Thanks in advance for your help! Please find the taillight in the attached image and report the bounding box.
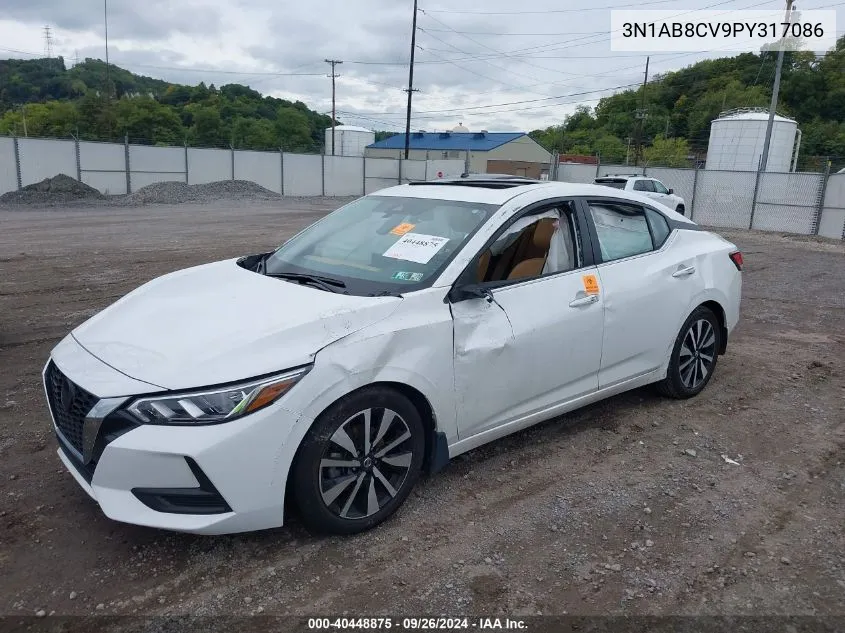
[729,251,743,271]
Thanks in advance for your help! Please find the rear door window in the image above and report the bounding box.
[645,208,671,247]
[587,201,655,262]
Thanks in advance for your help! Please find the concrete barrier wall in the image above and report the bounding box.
[187,148,231,185]
[79,141,126,195]
[324,156,363,196]
[17,138,76,187]
[284,154,322,196]
[425,159,464,180]
[10,134,837,238]
[0,137,18,194]
[1,137,466,200]
[130,145,186,190]
[235,150,281,194]
[401,160,426,183]
[818,174,845,240]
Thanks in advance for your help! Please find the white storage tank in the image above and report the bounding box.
[324,125,375,156]
[705,108,800,172]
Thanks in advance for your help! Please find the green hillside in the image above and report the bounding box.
[0,57,333,152]
[530,36,845,169]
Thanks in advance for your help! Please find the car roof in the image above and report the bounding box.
[595,174,646,181]
[373,180,696,225]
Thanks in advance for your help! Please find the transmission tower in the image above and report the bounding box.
[43,26,53,58]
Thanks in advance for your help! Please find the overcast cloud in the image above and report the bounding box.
[1,0,842,132]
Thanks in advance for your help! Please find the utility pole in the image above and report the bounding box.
[633,56,649,167]
[759,0,794,173]
[104,0,111,99]
[104,0,112,138]
[404,0,419,160]
[325,59,343,155]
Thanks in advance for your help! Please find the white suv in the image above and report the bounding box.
[595,175,686,216]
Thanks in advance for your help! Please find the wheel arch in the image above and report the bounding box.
[286,379,446,502]
[699,299,728,355]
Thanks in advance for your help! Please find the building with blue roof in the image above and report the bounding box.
[365,126,552,178]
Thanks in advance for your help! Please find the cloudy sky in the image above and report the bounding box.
[1,0,842,132]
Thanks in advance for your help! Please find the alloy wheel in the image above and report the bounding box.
[318,408,414,520]
[679,318,717,389]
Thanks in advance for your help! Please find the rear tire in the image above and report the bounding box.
[656,306,721,399]
[291,386,425,535]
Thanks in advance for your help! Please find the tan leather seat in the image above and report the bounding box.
[476,250,491,282]
[507,219,556,280]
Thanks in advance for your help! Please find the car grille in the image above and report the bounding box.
[45,361,98,455]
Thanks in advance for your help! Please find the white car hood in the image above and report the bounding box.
[72,259,401,391]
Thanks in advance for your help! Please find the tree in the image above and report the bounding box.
[644,135,691,167]
[188,106,228,147]
[276,106,313,151]
[232,117,278,150]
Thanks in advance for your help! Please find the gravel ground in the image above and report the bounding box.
[0,200,843,628]
[0,177,337,209]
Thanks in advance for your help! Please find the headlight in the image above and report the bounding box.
[126,367,310,425]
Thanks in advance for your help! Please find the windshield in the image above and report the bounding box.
[263,195,498,296]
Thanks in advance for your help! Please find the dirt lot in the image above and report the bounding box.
[1,199,843,625]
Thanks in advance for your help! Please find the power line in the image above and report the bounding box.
[419,10,602,80]
[421,0,682,14]
[336,81,641,120]
[418,28,549,88]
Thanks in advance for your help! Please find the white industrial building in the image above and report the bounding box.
[324,125,375,157]
[705,108,801,172]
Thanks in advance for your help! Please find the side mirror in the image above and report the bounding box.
[449,284,494,303]
[668,188,674,194]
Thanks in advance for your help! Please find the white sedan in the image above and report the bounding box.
[43,178,742,535]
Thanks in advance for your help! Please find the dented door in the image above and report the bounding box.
[450,270,604,440]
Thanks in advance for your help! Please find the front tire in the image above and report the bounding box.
[291,386,425,535]
[657,306,721,399]
[676,204,685,216]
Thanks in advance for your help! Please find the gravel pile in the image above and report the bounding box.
[0,174,104,205]
[119,179,278,205]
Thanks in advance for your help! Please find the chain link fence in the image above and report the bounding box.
[752,172,825,234]
[693,170,758,229]
[550,155,843,239]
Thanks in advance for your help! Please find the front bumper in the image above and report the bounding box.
[45,341,310,535]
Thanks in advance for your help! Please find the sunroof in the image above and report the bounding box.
[408,177,540,190]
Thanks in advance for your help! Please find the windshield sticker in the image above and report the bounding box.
[582,274,600,295]
[383,233,450,265]
[392,271,424,282]
[390,222,416,236]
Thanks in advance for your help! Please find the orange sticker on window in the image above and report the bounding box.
[583,274,600,295]
[390,223,416,236]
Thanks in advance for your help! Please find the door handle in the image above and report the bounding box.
[672,265,696,278]
[569,294,599,308]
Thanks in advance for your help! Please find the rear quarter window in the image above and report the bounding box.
[645,208,671,247]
